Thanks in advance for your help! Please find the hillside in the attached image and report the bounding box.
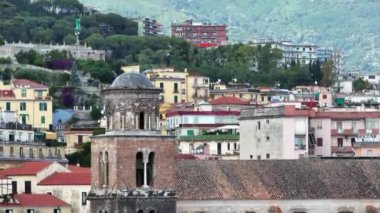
[79,0,380,72]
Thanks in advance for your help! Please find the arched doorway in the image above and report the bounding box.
[147,152,155,186]
[136,152,144,187]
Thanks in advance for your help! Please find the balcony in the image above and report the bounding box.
[353,142,380,148]
[179,134,239,141]
[35,96,52,100]
[331,146,354,154]
[0,122,32,130]
[331,129,365,136]
[193,84,209,88]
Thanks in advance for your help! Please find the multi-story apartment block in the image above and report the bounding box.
[141,18,164,36]
[171,20,228,48]
[144,67,210,104]
[317,47,344,73]
[0,79,52,130]
[240,105,380,159]
[249,39,318,66]
[310,109,380,157]
[240,105,311,160]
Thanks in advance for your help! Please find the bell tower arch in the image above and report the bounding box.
[89,72,176,213]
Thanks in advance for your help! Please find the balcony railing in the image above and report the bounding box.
[179,134,239,141]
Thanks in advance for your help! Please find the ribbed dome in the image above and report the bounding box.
[110,72,154,89]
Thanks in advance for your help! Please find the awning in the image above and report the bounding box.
[209,125,240,132]
[45,132,57,140]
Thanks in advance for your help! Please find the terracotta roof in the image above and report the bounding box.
[15,194,70,207]
[166,110,240,117]
[175,159,380,200]
[68,165,91,173]
[209,97,250,105]
[0,162,52,178]
[0,90,15,98]
[39,172,90,185]
[12,79,48,89]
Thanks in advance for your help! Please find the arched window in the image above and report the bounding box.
[99,152,104,186]
[139,112,145,130]
[147,152,155,187]
[105,151,109,186]
[136,152,144,187]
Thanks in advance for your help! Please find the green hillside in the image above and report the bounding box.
[79,0,380,72]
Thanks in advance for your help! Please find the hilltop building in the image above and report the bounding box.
[0,41,105,61]
[171,20,228,48]
[137,18,164,36]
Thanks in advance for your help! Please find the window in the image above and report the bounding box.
[337,121,342,132]
[257,121,261,130]
[139,112,145,130]
[39,102,47,111]
[21,89,26,97]
[266,120,269,124]
[29,147,34,158]
[317,121,322,129]
[234,143,237,150]
[295,135,306,150]
[37,91,43,98]
[227,143,230,150]
[41,116,45,124]
[25,181,31,194]
[5,210,13,213]
[317,138,323,146]
[352,121,357,133]
[159,82,164,89]
[174,83,178,93]
[20,102,26,111]
[266,153,270,159]
[27,210,35,213]
[11,181,17,194]
[20,147,24,158]
[257,155,261,160]
[338,138,344,147]
[78,135,83,145]
[6,102,10,111]
[266,136,270,142]
[147,152,155,186]
[81,192,87,205]
[10,147,14,157]
[174,95,178,103]
[53,208,61,213]
[322,94,327,99]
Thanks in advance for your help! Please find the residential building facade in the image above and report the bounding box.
[240,105,311,160]
[171,19,228,48]
[0,79,53,130]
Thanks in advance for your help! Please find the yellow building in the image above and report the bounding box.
[210,86,272,105]
[0,79,53,130]
[64,130,92,154]
[144,67,210,104]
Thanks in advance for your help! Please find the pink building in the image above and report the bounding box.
[310,110,380,157]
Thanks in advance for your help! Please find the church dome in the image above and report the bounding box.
[110,72,154,89]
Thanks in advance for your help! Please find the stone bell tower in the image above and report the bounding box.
[88,72,177,213]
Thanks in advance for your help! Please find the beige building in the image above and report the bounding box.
[0,79,53,130]
[144,67,209,104]
[0,162,91,213]
[64,130,92,154]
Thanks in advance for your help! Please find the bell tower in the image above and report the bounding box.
[88,72,177,213]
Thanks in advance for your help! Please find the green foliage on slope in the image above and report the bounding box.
[79,0,380,72]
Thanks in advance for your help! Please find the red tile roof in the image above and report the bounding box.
[209,97,250,105]
[12,79,48,89]
[15,194,70,207]
[0,90,15,98]
[176,159,380,200]
[38,172,91,185]
[0,162,52,178]
[166,110,240,117]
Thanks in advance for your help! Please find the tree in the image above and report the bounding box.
[353,78,369,92]
[66,142,91,166]
[61,87,75,107]
[321,60,335,87]
[90,107,102,120]
[0,35,4,45]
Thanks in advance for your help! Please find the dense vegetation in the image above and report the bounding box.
[0,0,333,89]
[79,0,380,72]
